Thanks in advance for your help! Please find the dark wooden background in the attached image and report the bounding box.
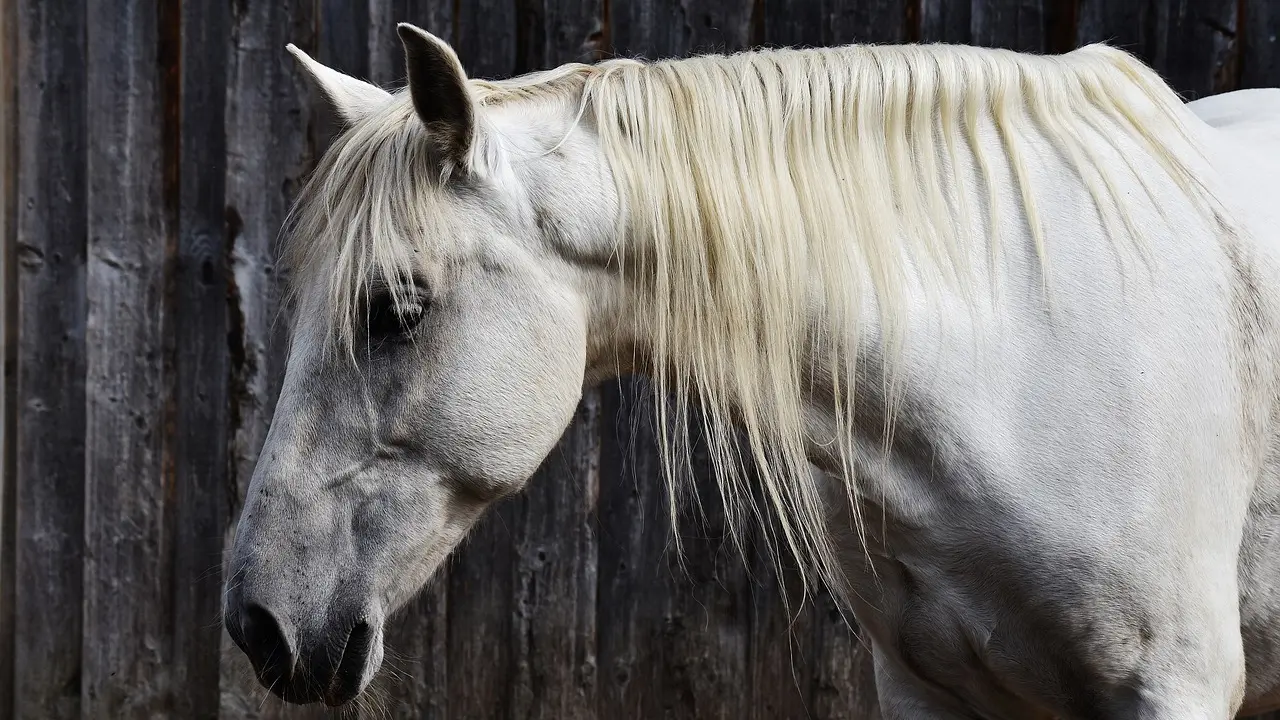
[1,0,1277,718]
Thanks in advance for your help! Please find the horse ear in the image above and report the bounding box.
[286,43,391,126]
[396,23,474,166]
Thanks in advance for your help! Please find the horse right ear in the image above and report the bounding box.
[397,23,474,168]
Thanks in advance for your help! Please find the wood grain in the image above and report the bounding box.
[13,1,87,717]
[172,0,232,716]
[82,0,171,714]
[219,0,321,716]
[1078,0,1240,98]
[1240,0,1278,90]
[0,0,17,710]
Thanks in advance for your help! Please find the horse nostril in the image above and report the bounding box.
[241,603,296,687]
[326,620,375,706]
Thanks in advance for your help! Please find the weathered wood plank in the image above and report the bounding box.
[315,0,372,153]
[596,379,675,719]
[1240,0,1278,90]
[457,0,519,79]
[746,544,813,720]
[812,592,881,720]
[13,1,87,717]
[321,0,371,81]
[510,397,602,720]
[610,0,690,59]
[1078,0,1239,98]
[172,0,232,717]
[81,0,172,714]
[971,0,1050,51]
[826,0,908,45]
[762,0,824,47]
[380,579,450,719]
[445,493,519,719]
[757,1,911,52]
[1160,0,1239,97]
[370,1,456,87]
[613,0,759,58]
[517,0,607,73]
[1075,0,1144,50]
[220,0,321,716]
[0,0,18,710]
[924,0,1054,51]
[648,420,751,720]
[766,0,909,47]
[920,0,972,44]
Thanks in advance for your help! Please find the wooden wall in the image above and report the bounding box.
[0,0,1277,718]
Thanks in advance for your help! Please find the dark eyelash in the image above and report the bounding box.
[366,290,428,343]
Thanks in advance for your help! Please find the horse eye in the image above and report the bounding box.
[367,292,426,341]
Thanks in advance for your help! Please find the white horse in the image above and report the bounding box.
[222,23,1280,718]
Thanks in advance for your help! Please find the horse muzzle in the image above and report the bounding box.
[224,592,385,706]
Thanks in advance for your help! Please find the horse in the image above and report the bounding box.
[221,22,1280,718]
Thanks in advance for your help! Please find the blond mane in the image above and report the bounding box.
[283,42,1222,597]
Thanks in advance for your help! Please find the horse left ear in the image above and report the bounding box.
[286,43,391,126]
[397,23,474,168]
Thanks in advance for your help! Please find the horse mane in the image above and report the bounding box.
[283,42,1223,597]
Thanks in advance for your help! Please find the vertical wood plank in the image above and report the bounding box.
[369,0,457,88]
[970,0,1050,52]
[1161,0,1239,97]
[766,0,910,48]
[457,0,519,78]
[517,0,608,74]
[596,380,674,719]
[0,0,18,708]
[762,0,824,47]
[82,0,172,714]
[13,0,87,717]
[811,595,881,720]
[320,0,371,80]
[445,490,519,719]
[220,0,321,716]
[657,418,751,720]
[746,547,813,720]
[315,0,372,152]
[610,0,690,59]
[920,0,972,44]
[924,0,1055,51]
[612,0,758,58]
[379,581,450,719]
[1240,0,1278,90]
[510,397,603,720]
[172,0,232,717]
[1078,0,1239,98]
[1075,0,1146,51]
[825,0,908,45]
